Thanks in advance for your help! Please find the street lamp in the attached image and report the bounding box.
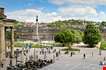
[36,16,39,41]
[5,27,13,66]
[33,16,39,61]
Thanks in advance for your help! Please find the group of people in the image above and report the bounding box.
[5,47,61,70]
[29,47,61,62]
[2,46,106,69]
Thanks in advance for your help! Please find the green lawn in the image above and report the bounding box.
[14,41,53,48]
[100,41,106,50]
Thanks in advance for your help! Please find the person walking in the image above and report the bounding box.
[83,53,86,59]
[70,52,73,57]
[104,57,106,61]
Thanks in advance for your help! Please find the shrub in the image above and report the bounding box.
[100,41,106,50]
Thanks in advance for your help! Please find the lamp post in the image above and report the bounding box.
[5,27,13,66]
[36,16,39,41]
[33,16,39,61]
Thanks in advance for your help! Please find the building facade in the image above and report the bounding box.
[0,8,15,64]
[15,23,57,41]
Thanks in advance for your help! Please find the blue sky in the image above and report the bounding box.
[1,0,106,22]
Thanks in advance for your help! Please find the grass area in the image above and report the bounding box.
[100,41,106,50]
[14,41,42,48]
[32,44,54,48]
[14,42,25,47]
[61,47,80,51]
[14,41,54,48]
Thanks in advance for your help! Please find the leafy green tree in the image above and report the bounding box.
[73,30,83,43]
[83,23,101,47]
[54,29,83,48]
[14,21,24,29]
[48,19,97,32]
[54,29,74,48]
[13,21,24,40]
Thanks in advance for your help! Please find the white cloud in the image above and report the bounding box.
[49,0,106,5]
[57,6,106,21]
[49,0,67,5]
[64,11,106,22]
[48,0,106,22]
[6,7,106,23]
[70,0,106,4]
[58,6,97,16]
[6,9,63,23]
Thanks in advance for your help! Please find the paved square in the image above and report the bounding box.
[1,47,106,70]
[39,48,106,70]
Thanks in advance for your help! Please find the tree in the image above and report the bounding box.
[54,29,74,48]
[54,29,83,48]
[83,23,101,47]
[73,30,83,43]
[13,21,24,40]
[14,21,24,29]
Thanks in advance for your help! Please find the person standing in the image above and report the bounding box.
[44,53,47,60]
[83,53,86,59]
[70,52,73,57]
[53,55,55,63]
[0,62,3,68]
[104,57,106,61]
[56,52,58,57]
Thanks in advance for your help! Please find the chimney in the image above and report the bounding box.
[0,7,4,15]
[0,7,6,19]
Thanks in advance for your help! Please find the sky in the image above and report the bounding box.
[1,0,106,22]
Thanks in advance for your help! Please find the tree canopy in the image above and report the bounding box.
[83,23,101,47]
[54,29,83,48]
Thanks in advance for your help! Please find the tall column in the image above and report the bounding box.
[12,27,14,56]
[0,26,5,63]
[36,16,39,41]
[0,27,1,64]
[9,27,14,66]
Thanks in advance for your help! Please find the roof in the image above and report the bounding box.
[2,19,16,22]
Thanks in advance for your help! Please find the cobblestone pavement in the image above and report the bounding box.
[39,48,106,70]
[0,47,61,70]
[1,47,106,70]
